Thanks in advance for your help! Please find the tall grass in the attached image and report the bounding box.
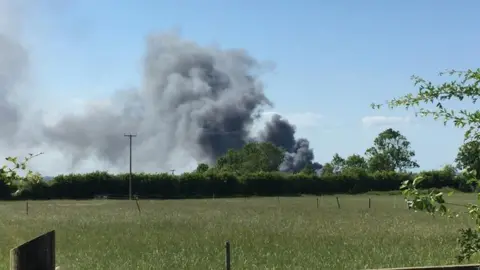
[0,195,478,269]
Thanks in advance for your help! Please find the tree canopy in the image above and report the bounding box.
[455,140,480,178]
[214,141,285,174]
[365,128,419,172]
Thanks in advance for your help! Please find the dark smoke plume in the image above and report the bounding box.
[260,114,322,173]
[41,33,273,170]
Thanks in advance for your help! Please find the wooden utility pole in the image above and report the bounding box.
[124,133,137,200]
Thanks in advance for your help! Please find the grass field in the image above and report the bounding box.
[0,194,479,270]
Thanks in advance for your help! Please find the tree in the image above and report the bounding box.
[365,128,419,172]
[455,140,480,178]
[195,163,209,173]
[373,69,480,262]
[0,153,44,197]
[331,153,346,172]
[320,162,334,176]
[299,163,315,175]
[321,154,367,175]
[344,154,368,170]
[215,142,285,174]
[321,154,345,175]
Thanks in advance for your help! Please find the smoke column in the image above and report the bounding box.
[0,11,321,174]
[41,33,273,171]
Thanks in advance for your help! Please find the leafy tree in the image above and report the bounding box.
[299,163,316,175]
[330,153,345,173]
[195,163,210,173]
[365,128,419,172]
[366,152,394,172]
[373,69,480,262]
[322,154,367,175]
[441,164,458,176]
[344,154,368,170]
[320,162,334,176]
[215,142,285,174]
[321,154,345,175]
[455,140,480,178]
[0,153,44,196]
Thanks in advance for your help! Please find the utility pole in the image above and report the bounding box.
[124,133,137,200]
[170,169,175,175]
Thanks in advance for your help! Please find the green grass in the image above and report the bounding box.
[0,194,479,270]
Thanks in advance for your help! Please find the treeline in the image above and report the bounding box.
[0,168,474,200]
[1,125,477,200]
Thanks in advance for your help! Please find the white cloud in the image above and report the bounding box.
[361,115,410,128]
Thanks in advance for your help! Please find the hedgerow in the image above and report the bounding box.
[1,169,472,200]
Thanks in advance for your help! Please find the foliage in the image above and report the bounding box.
[365,128,419,172]
[455,140,480,178]
[321,153,345,175]
[344,154,368,170]
[322,153,369,177]
[299,163,316,175]
[3,169,468,200]
[0,153,44,198]
[374,69,480,262]
[320,163,334,176]
[215,142,285,174]
[195,163,210,173]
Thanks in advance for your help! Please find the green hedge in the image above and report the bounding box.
[0,169,471,200]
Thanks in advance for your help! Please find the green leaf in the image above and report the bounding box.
[412,176,424,187]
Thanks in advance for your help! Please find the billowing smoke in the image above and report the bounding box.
[260,114,322,173]
[0,9,321,174]
[41,33,273,170]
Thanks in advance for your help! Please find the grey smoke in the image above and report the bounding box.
[260,114,322,173]
[0,9,28,143]
[0,24,321,173]
[41,33,272,170]
[259,114,296,152]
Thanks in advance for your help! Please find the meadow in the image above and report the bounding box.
[0,194,478,270]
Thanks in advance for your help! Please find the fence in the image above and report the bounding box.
[10,230,55,270]
[7,232,480,269]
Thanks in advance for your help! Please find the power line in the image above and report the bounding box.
[124,133,137,200]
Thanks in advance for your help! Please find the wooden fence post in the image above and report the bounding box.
[225,241,231,270]
[135,197,141,214]
[10,230,55,270]
[336,197,341,209]
[368,198,371,209]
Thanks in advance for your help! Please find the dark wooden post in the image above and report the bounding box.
[225,241,231,270]
[10,230,55,270]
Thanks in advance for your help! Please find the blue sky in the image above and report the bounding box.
[12,0,480,174]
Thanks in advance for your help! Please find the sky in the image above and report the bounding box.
[2,0,479,175]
